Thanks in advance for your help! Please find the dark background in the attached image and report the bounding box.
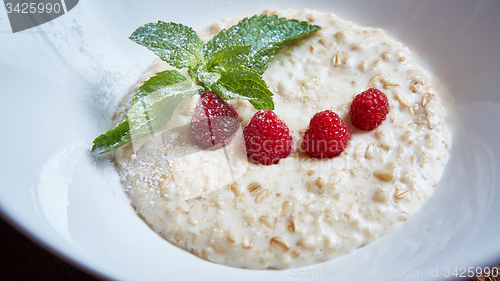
[0,217,99,280]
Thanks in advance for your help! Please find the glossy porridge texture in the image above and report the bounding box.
[113,9,450,269]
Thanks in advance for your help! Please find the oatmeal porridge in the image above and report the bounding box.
[112,9,450,269]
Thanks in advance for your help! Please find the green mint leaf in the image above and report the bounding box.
[132,70,189,102]
[204,15,320,74]
[130,21,205,70]
[207,45,251,72]
[210,66,274,110]
[94,15,321,154]
[208,83,233,100]
[91,119,131,155]
[92,70,198,154]
[128,80,201,142]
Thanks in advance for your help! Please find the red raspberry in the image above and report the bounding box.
[350,88,389,130]
[243,110,293,165]
[190,92,239,149]
[302,110,350,158]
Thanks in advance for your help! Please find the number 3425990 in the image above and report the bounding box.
[5,2,62,14]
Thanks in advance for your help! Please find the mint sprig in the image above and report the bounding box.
[92,14,320,154]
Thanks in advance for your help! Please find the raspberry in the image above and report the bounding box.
[302,110,351,158]
[243,110,293,165]
[349,88,389,130]
[190,92,239,149]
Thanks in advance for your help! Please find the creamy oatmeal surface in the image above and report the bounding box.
[113,9,450,269]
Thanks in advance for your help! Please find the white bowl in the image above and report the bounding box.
[1,0,499,280]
